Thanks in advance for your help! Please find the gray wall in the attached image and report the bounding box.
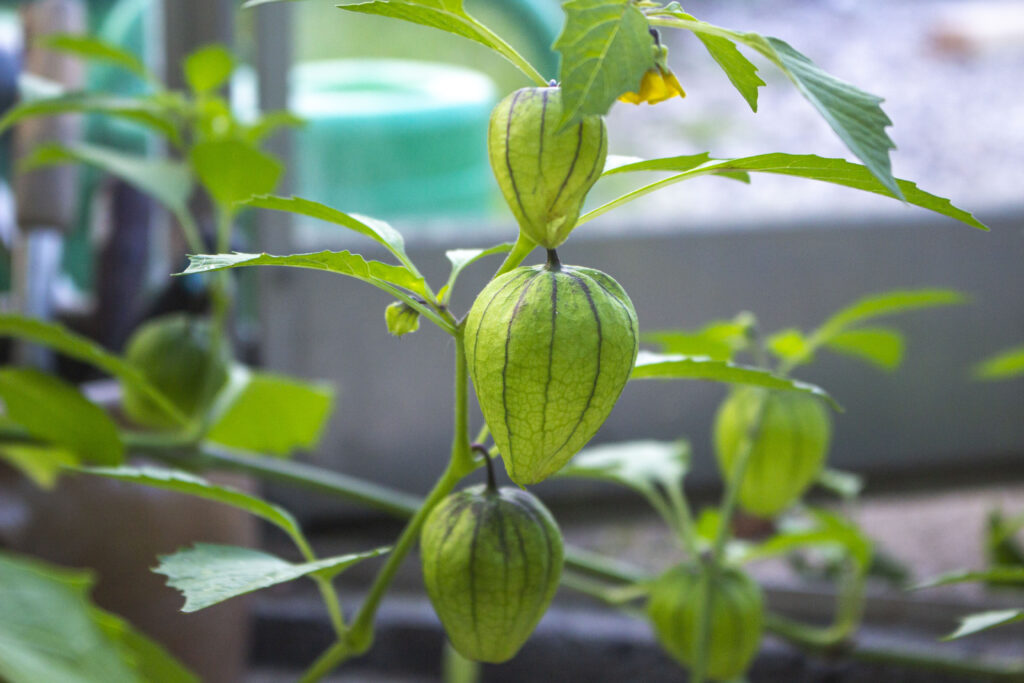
[257,207,1024,519]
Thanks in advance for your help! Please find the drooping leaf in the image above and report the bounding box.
[244,195,421,279]
[184,45,235,95]
[823,326,904,371]
[814,289,968,340]
[559,440,690,501]
[943,610,1024,641]
[974,345,1024,381]
[0,315,187,425]
[439,243,514,303]
[631,351,839,409]
[0,444,77,489]
[0,93,180,143]
[913,567,1024,591]
[80,467,304,543]
[154,543,389,612]
[90,609,198,683]
[206,370,335,456]
[694,35,763,111]
[21,142,192,216]
[42,33,153,82]
[189,140,283,208]
[0,552,140,683]
[594,154,987,231]
[0,368,122,465]
[741,508,873,571]
[555,0,655,126]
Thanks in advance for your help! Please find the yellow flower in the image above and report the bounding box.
[619,65,686,105]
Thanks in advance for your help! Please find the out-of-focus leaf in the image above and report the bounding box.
[0,444,77,489]
[206,370,335,456]
[985,509,1024,570]
[815,289,968,339]
[631,351,839,409]
[0,368,122,465]
[741,508,872,571]
[42,33,153,82]
[643,315,753,361]
[823,326,904,371]
[21,142,192,216]
[554,0,655,126]
[184,45,234,94]
[154,543,389,612]
[190,140,283,207]
[0,93,180,143]
[974,345,1024,381]
[913,567,1024,591]
[943,610,1024,641]
[816,468,864,500]
[0,315,186,425]
[767,328,811,363]
[90,609,198,683]
[559,440,690,502]
[246,110,305,143]
[440,243,514,304]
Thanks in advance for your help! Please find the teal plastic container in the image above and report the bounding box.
[290,60,498,221]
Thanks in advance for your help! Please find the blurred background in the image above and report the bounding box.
[0,0,1022,680]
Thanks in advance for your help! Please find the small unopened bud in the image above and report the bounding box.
[384,301,420,337]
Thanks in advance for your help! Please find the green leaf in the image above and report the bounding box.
[0,444,77,489]
[80,466,304,543]
[642,314,754,362]
[816,468,864,500]
[741,508,873,571]
[767,328,812,363]
[180,250,452,333]
[244,195,422,281]
[439,243,514,303]
[559,439,690,502]
[943,609,1024,641]
[246,110,305,143]
[823,327,904,371]
[189,140,283,208]
[913,567,1024,591]
[974,345,1024,381]
[594,154,987,231]
[0,314,187,425]
[0,551,140,683]
[0,368,123,465]
[554,0,655,125]
[0,93,180,143]
[154,543,389,612]
[184,45,234,94]
[42,33,152,82]
[815,289,968,340]
[90,609,198,683]
[694,34,763,111]
[21,142,192,216]
[206,370,335,456]
[631,351,840,409]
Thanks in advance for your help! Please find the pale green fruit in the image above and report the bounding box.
[647,564,764,681]
[465,262,638,485]
[488,86,607,248]
[122,314,229,428]
[714,387,832,517]
[420,485,564,663]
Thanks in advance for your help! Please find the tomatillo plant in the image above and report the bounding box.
[0,2,1015,683]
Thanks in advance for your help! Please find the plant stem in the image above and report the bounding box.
[493,233,537,278]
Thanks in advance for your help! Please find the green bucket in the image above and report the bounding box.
[290,59,498,222]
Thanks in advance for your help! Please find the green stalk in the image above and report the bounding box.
[493,233,537,279]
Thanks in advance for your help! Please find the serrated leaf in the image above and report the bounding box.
[555,0,655,125]
[90,609,198,683]
[559,440,690,500]
[631,351,839,409]
[0,551,140,683]
[0,93,180,143]
[0,444,77,489]
[244,196,420,279]
[913,567,1024,591]
[206,370,335,456]
[943,609,1024,641]
[184,45,234,95]
[154,543,389,612]
[695,34,763,111]
[0,315,187,425]
[824,327,904,371]
[190,140,283,208]
[974,345,1024,381]
[593,154,987,231]
[439,243,514,303]
[338,1,494,58]
[80,466,303,542]
[21,142,192,216]
[0,368,123,465]
[42,33,153,82]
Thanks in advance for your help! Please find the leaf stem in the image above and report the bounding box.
[493,233,537,279]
